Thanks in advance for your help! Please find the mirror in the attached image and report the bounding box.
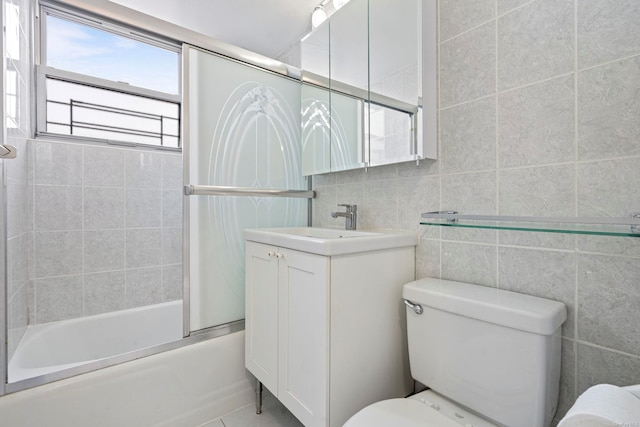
[300,0,435,175]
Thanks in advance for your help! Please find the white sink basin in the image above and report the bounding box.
[243,227,417,256]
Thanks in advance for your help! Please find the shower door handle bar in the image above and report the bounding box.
[184,185,315,199]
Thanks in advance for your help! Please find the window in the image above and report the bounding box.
[38,5,181,148]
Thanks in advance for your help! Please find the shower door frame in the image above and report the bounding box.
[181,44,313,335]
[1,0,311,395]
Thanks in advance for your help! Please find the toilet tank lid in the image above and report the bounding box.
[403,278,567,335]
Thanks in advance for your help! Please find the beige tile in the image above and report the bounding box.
[578,0,640,68]
[440,0,495,41]
[498,0,573,90]
[577,253,640,354]
[440,22,496,107]
[499,75,574,168]
[578,56,640,160]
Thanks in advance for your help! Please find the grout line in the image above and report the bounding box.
[577,52,640,74]
[494,0,500,289]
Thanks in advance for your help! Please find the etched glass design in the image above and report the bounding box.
[187,48,307,330]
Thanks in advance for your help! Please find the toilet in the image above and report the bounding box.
[344,278,567,427]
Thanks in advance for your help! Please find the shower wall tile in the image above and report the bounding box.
[335,168,364,185]
[498,230,576,251]
[31,140,183,324]
[162,189,183,228]
[364,163,397,182]
[312,185,337,228]
[498,247,576,337]
[126,188,162,228]
[441,171,497,214]
[7,234,28,297]
[577,253,640,355]
[126,267,162,308]
[34,142,82,185]
[577,343,640,394]
[311,172,336,187]
[84,187,125,229]
[85,271,126,315]
[499,165,575,217]
[578,56,640,160]
[439,0,495,41]
[161,153,183,189]
[577,0,640,69]
[126,228,162,269]
[397,175,440,232]
[416,238,440,279]
[577,158,640,218]
[361,179,398,229]
[497,0,533,15]
[34,275,83,323]
[34,185,82,231]
[441,171,497,243]
[84,230,125,273]
[83,145,124,187]
[162,228,183,265]
[162,264,183,301]
[497,0,574,91]
[440,97,496,174]
[6,178,29,238]
[576,235,640,259]
[397,158,439,177]
[498,75,574,168]
[35,231,83,278]
[125,151,162,188]
[440,22,496,107]
[441,242,497,287]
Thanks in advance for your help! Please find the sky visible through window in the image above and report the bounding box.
[43,13,180,147]
[46,14,179,95]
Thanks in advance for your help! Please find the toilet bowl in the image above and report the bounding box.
[344,389,498,427]
[344,278,567,427]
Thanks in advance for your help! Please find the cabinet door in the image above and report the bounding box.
[278,249,330,427]
[245,242,279,394]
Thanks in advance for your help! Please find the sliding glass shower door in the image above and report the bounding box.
[185,46,308,332]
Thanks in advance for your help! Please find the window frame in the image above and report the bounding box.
[36,2,182,150]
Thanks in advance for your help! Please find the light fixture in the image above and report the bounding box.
[333,0,349,10]
[311,5,328,28]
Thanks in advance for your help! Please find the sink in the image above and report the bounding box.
[243,227,417,256]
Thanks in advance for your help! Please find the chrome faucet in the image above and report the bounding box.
[331,204,357,230]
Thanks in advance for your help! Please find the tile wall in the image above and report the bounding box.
[30,141,183,323]
[4,0,32,361]
[310,0,640,421]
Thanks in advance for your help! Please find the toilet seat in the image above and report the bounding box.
[343,390,499,427]
[343,398,462,427]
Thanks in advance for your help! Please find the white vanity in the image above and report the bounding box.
[244,227,417,427]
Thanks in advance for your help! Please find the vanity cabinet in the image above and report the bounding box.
[245,240,415,427]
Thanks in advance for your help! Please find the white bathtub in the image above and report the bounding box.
[9,300,183,382]
[0,330,254,427]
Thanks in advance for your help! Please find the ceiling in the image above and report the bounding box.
[110,0,321,59]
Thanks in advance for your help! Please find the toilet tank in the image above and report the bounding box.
[403,278,566,427]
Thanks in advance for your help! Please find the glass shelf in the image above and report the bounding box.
[420,213,640,238]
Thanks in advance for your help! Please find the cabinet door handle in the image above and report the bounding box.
[268,251,275,257]
[276,252,284,259]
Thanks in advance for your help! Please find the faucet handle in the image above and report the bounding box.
[337,203,357,211]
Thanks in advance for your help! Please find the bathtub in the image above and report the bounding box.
[0,330,254,427]
[8,300,183,382]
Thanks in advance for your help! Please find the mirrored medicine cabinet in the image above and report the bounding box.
[300,0,437,176]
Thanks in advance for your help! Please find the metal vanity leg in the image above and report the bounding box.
[255,378,263,415]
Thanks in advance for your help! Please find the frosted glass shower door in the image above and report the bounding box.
[185,46,307,332]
